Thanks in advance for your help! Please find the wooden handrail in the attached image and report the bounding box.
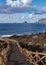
[16,42,46,65]
[5,38,46,65]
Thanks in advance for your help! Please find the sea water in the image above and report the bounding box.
[0,23,46,37]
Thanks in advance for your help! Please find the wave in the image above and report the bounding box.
[0,33,32,38]
[0,34,24,38]
[0,34,23,38]
[0,35,13,38]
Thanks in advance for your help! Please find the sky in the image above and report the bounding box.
[0,0,46,23]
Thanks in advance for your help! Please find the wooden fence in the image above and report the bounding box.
[22,49,46,65]
[16,41,46,65]
[3,39,45,65]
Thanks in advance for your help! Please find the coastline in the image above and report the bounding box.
[0,32,46,44]
[0,32,46,65]
[1,32,46,50]
[4,32,46,44]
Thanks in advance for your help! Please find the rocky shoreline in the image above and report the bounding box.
[6,32,46,48]
[0,32,46,65]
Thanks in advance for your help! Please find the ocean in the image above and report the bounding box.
[0,23,46,37]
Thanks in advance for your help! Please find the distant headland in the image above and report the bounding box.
[38,18,46,24]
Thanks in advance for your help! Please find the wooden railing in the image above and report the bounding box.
[22,49,46,65]
[16,41,46,65]
[5,39,46,65]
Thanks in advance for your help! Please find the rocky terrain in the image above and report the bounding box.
[0,32,46,65]
[7,32,46,47]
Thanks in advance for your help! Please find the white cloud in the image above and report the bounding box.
[0,14,16,23]
[28,13,40,19]
[28,14,33,18]
[6,0,32,7]
[20,16,25,20]
[21,0,32,6]
[41,7,46,12]
[7,0,12,5]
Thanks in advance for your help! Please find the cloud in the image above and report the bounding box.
[0,14,16,23]
[6,0,32,7]
[28,14,33,18]
[0,4,37,14]
[0,1,46,15]
[20,16,25,20]
[21,0,32,6]
[28,13,40,19]
[7,0,21,7]
[0,5,44,14]
[41,7,46,12]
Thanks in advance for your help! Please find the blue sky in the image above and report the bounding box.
[0,0,46,23]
